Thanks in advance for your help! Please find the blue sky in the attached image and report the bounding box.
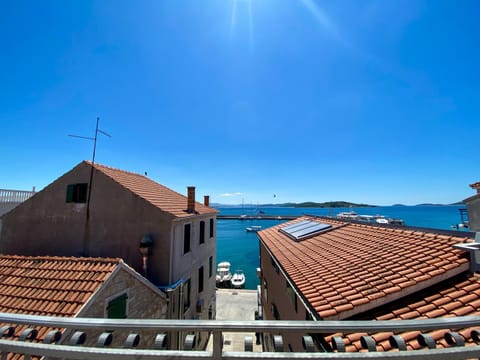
[1,0,479,205]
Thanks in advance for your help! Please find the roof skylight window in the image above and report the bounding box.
[279,220,332,241]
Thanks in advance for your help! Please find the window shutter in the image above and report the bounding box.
[66,184,74,203]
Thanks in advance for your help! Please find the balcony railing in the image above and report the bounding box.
[0,189,35,203]
[1,312,480,359]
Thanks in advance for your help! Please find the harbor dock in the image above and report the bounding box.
[207,289,262,352]
[217,215,298,220]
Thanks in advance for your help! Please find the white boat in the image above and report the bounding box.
[246,225,262,232]
[230,270,246,289]
[337,211,358,219]
[216,261,232,287]
[337,212,404,226]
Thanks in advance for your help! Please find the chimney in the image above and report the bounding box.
[187,186,196,213]
[470,182,480,194]
[204,195,210,207]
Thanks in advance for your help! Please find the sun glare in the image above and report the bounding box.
[229,0,255,53]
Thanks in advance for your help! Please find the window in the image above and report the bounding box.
[198,266,204,293]
[183,279,191,311]
[286,281,297,313]
[107,293,128,319]
[271,303,280,320]
[209,256,213,278]
[184,224,191,254]
[263,279,268,302]
[66,183,88,203]
[209,218,214,238]
[199,221,205,244]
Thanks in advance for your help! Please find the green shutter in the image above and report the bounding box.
[66,184,74,203]
[107,294,127,319]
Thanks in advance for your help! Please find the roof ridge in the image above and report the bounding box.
[0,254,121,264]
[85,160,194,202]
[307,214,473,241]
[84,160,147,178]
[81,160,217,217]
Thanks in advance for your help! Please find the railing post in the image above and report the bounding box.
[212,331,222,360]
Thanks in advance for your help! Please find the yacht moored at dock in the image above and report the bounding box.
[215,261,232,287]
[337,211,405,225]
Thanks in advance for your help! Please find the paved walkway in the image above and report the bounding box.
[206,288,262,352]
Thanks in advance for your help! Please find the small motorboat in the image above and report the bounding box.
[216,261,232,287]
[230,269,246,289]
[246,225,262,232]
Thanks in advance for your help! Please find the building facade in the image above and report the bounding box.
[0,161,217,348]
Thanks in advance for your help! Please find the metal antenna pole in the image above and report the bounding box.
[68,117,111,255]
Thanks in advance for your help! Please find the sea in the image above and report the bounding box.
[215,205,469,290]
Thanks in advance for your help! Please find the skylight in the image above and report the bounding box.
[279,220,332,241]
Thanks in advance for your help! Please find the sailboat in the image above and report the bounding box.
[240,199,247,219]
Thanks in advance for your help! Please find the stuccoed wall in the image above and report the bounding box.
[0,162,174,285]
[465,195,480,232]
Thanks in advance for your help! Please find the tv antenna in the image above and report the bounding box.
[68,117,111,256]
[68,117,111,166]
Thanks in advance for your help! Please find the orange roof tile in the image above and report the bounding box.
[0,254,119,318]
[258,216,472,320]
[0,255,120,360]
[87,161,217,218]
[327,273,480,352]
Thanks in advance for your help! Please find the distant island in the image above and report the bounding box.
[211,201,465,208]
[212,201,376,208]
[275,201,376,208]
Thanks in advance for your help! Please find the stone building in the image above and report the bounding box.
[0,161,218,348]
[0,255,167,352]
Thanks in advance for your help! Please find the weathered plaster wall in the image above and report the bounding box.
[0,162,174,285]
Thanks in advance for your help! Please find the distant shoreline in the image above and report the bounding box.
[212,202,464,208]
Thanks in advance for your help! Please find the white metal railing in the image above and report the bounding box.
[0,189,35,203]
[1,312,480,359]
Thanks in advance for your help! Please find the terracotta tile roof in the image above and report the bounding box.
[258,216,472,320]
[87,161,217,218]
[327,273,480,352]
[0,255,120,350]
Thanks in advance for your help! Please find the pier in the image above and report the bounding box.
[217,215,298,220]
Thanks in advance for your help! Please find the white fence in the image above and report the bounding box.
[0,188,35,203]
[0,188,35,216]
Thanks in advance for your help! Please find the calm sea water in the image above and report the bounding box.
[215,205,468,290]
